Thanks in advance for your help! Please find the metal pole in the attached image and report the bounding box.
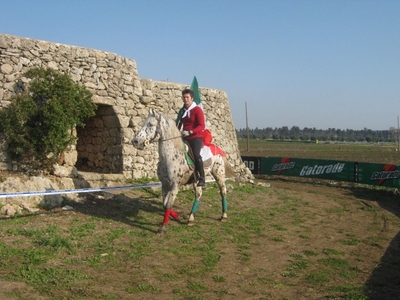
[246,102,249,151]
[397,115,399,151]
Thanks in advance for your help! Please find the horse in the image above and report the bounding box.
[132,109,236,234]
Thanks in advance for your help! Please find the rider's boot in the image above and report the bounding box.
[196,158,205,187]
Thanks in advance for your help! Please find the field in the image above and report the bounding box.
[0,141,399,299]
[238,139,400,164]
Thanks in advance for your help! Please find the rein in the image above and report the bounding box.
[160,135,182,142]
[146,135,182,145]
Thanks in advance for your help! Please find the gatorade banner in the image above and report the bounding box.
[241,156,400,189]
[260,157,355,182]
[356,162,400,188]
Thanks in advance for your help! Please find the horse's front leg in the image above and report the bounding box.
[158,183,180,234]
[188,184,203,226]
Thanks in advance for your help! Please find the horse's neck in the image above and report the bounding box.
[158,120,185,162]
[158,143,185,171]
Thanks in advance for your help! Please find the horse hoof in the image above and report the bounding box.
[220,217,228,222]
[187,220,195,227]
[157,226,166,234]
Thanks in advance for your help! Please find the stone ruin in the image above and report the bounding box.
[0,34,253,215]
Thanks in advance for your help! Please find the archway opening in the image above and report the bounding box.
[75,105,123,173]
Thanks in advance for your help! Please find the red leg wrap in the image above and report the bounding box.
[162,209,179,225]
[169,209,179,219]
[162,210,170,225]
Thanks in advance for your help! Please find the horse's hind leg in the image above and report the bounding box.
[188,184,203,226]
[211,159,228,222]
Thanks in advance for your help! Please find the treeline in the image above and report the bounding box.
[236,126,399,143]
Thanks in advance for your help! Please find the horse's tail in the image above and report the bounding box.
[223,157,237,179]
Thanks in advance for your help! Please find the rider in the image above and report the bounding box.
[176,88,206,186]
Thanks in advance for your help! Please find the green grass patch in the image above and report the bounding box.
[305,271,331,285]
[318,257,350,270]
[323,248,345,255]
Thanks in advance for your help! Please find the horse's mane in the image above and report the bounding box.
[161,114,185,151]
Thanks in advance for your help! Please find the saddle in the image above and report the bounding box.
[183,141,212,169]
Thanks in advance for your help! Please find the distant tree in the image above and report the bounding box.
[279,126,290,139]
[236,125,395,143]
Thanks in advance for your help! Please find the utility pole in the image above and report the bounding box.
[397,115,399,151]
[245,102,249,151]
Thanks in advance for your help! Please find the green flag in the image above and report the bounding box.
[190,76,202,106]
[191,76,208,129]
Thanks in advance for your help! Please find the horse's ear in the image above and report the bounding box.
[150,109,161,121]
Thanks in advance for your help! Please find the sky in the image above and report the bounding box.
[1,0,399,131]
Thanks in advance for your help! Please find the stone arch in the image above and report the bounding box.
[76,105,123,173]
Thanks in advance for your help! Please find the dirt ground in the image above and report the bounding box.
[258,177,400,300]
[1,176,400,299]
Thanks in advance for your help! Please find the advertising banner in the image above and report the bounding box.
[241,156,400,189]
[356,162,400,188]
[241,156,261,174]
[260,157,355,182]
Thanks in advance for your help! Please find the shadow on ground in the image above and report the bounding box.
[63,186,167,234]
[350,187,400,300]
[262,174,400,299]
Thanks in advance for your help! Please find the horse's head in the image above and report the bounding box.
[132,109,161,149]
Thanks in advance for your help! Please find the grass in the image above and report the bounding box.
[0,183,392,299]
[238,139,400,165]
[1,140,400,299]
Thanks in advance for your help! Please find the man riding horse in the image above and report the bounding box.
[176,89,206,187]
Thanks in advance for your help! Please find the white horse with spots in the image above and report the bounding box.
[132,109,235,234]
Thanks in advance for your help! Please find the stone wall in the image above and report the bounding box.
[0,33,251,186]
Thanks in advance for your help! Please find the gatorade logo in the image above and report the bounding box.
[370,164,400,186]
[271,157,295,175]
[300,163,345,176]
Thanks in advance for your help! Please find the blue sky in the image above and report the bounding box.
[1,0,399,130]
